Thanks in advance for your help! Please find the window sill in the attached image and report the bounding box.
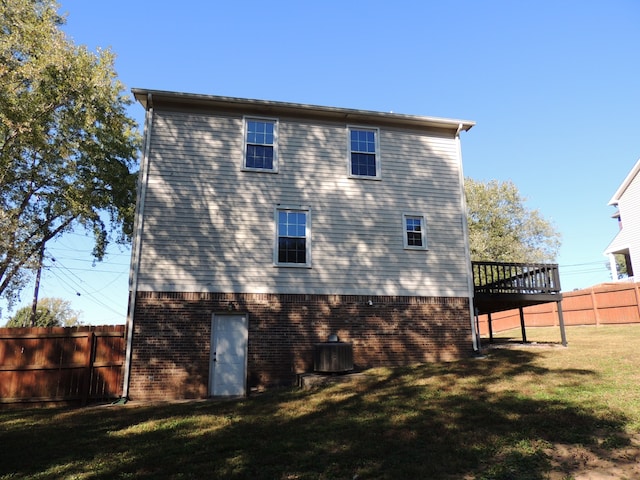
[242,167,279,173]
[348,175,382,181]
[274,264,312,268]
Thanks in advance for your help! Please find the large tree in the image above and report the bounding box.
[465,178,561,263]
[0,0,140,307]
[5,297,81,327]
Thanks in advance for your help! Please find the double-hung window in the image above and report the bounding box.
[403,213,427,250]
[349,127,380,179]
[275,207,311,267]
[244,117,278,172]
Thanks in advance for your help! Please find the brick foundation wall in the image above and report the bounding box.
[128,292,472,401]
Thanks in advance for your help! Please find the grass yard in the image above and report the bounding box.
[1,325,639,479]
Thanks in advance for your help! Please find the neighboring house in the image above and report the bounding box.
[122,89,476,401]
[605,158,640,281]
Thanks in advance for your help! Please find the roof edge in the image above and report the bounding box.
[131,88,475,132]
[608,158,640,206]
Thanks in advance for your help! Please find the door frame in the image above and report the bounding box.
[209,313,249,397]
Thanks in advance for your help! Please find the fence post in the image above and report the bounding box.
[590,287,601,326]
[81,331,95,406]
[634,284,640,323]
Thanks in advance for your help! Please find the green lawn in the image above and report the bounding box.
[1,325,639,479]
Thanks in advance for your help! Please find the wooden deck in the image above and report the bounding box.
[471,261,566,346]
[472,261,562,315]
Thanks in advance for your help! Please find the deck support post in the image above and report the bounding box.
[557,299,567,347]
[519,307,527,343]
[488,312,494,343]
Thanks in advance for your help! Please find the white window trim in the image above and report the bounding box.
[242,116,279,173]
[347,125,381,180]
[402,213,428,250]
[274,205,312,268]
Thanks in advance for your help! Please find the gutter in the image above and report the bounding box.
[131,88,475,134]
[122,93,154,400]
[455,123,479,352]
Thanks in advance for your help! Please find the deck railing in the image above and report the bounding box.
[472,261,561,295]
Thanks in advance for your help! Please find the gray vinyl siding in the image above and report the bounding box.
[137,110,469,297]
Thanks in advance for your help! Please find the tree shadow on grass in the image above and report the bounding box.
[0,348,634,480]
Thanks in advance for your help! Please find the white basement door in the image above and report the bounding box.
[209,314,248,396]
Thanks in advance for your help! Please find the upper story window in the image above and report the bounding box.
[244,117,278,172]
[403,213,427,250]
[349,127,380,179]
[275,206,311,267]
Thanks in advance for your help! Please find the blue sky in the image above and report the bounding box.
[4,0,639,325]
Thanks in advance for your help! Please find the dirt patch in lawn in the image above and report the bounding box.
[546,433,640,479]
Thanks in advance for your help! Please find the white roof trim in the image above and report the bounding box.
[604,227,631,255]
[608,158,640,206]
[131,88,475,133]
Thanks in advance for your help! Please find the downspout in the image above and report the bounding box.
[455,123,479,352]
[122,93,154,400]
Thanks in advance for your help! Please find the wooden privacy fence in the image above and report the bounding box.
[477,282,640,335]
[0,325,125,405]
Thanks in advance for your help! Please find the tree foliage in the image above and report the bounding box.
[607,254,629,279]
[465,178,561,263]
[0,0,140,307]
[5,297,81,327]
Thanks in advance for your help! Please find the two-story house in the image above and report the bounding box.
[605,158,640,281]
[122,89,476,401]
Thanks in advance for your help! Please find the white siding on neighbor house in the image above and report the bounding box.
[136,109,469,298]
[606,163,640,275]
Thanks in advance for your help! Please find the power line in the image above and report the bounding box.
[45,268,124,317]
[50,245,131,257]
[50,265,129,273]
[560,260,606,268]
[42,257,126,317]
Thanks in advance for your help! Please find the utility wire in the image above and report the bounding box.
[45,268,124,317]
[43,257,125,317]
